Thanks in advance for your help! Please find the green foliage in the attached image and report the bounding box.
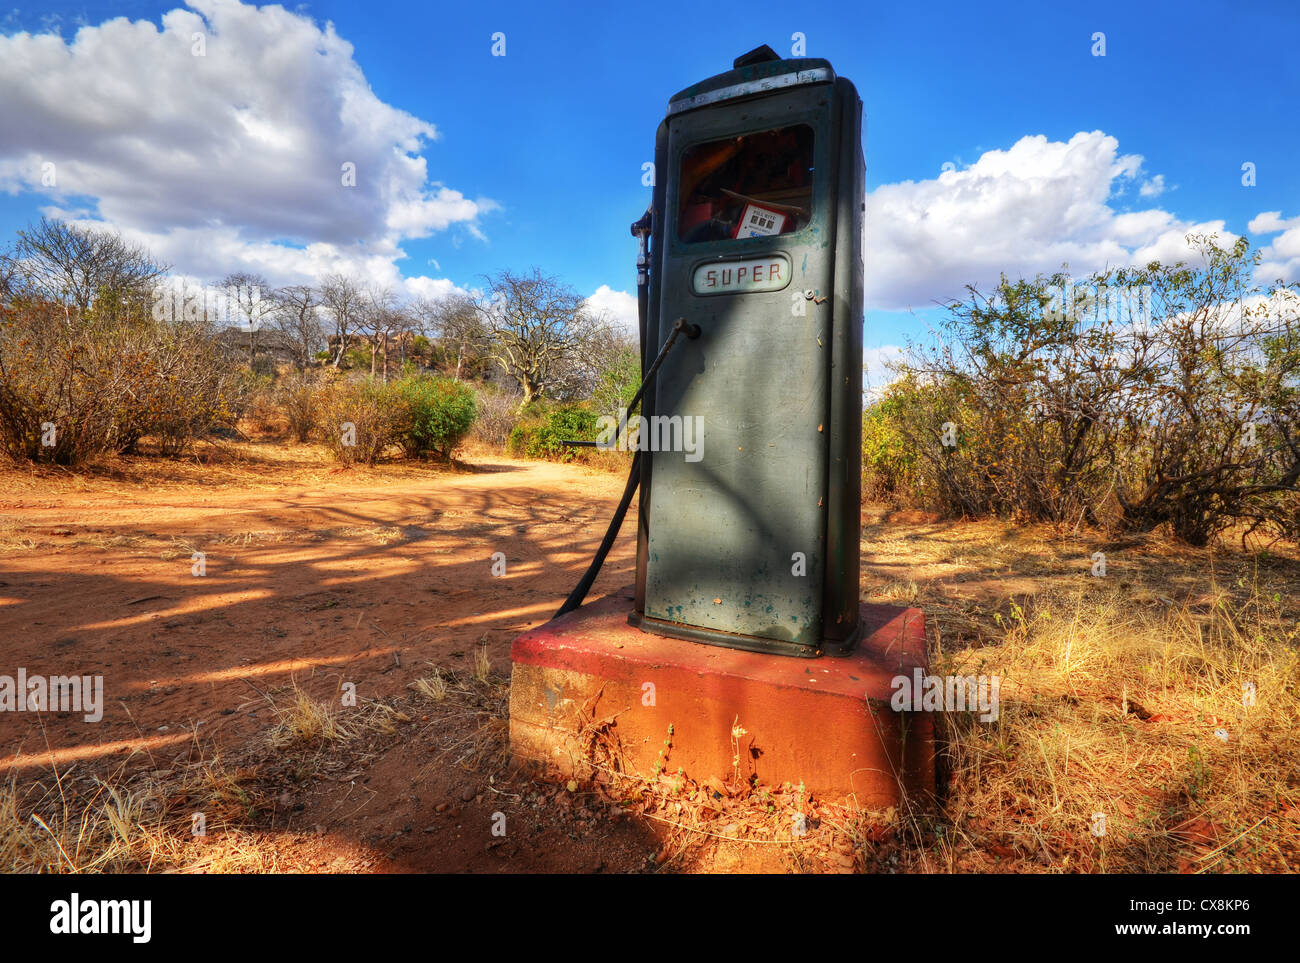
[342,346,371,371]
[590,343,641,416]
[507,404,599,462]
[389,374,476,460]
[861,384,923,501]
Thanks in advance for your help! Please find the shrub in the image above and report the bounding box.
[389,374,476,460]
[876,236,1300,543]
[315,379,402,465]
[861,388,921,503]
[0,297,241,464]
[277,372,325,443]
[469,386,522,449]
[508,404,599,462]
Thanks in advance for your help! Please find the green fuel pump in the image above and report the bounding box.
[628,44,866,658]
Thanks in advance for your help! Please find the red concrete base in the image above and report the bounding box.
[509,587,933,809]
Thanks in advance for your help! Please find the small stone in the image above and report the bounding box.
[460,786,475,802]
[435,802,449,813]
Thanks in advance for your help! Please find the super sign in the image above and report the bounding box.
[692,255,791,295]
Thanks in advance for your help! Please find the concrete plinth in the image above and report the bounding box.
[509,587,933,809]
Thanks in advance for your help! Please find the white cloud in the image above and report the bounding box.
[1248,211,1296,234]
[866,131,1233,310]
[403,275,471,303]
[1139,174,1167,198]
[0,0,493,289]
[862,344,905,399]
[1249,211,1300,282]
[585,284,639,333]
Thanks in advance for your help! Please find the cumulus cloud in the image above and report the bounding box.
[1249,211,1300,283]
[0,0,492,289]
[862,344,906,399]
[1139,174,1167,198]
[866,131,1232,311]
[585,284,639,333]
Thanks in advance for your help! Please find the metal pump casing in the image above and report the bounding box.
[631,48,865,658]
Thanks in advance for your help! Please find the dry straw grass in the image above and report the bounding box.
[925,581,1300,873]
[2,681,415,874]
[0,746,274,874]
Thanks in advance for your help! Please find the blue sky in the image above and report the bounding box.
[2,0,1298,382]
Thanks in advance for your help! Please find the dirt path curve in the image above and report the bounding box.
[0,449,635,772]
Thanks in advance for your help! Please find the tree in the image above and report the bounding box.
[219,271,275,366]
[551,315,632,403]
[477,268,603,407]
[273,284,324,371]
[589,335,641,415]
[358,283,404,381]
[416,292,489,381]
[2,217,166,320]
[320,274,364,367]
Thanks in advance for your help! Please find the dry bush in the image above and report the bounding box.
[469,386,521,449]
[874,237,1300,545]
[238,377,285,439]
[0,219,243,464]
[277,371,327,443]
[313,378,403,465]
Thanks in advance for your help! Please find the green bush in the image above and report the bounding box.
[390,374,476,460]
[508,404,599,462]
[862,388,922,502]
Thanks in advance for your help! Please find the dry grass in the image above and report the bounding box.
[923,584,1300,873]
[473,643,492,683]
[1,681,419,874]
[0,739,276,874]
[409,667,449,703]
[856,512,1300,873]
[266,682,410,751]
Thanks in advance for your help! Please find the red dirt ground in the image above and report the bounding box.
[0,443,660,872]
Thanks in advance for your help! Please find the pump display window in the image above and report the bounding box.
[676,124,815,244]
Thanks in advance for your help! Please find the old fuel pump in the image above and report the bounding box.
[520,49,929,802]
[629,45,865,658]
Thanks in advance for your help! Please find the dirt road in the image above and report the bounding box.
[0,444,657,872]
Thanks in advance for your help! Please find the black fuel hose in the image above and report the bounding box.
[554,317,699,617]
